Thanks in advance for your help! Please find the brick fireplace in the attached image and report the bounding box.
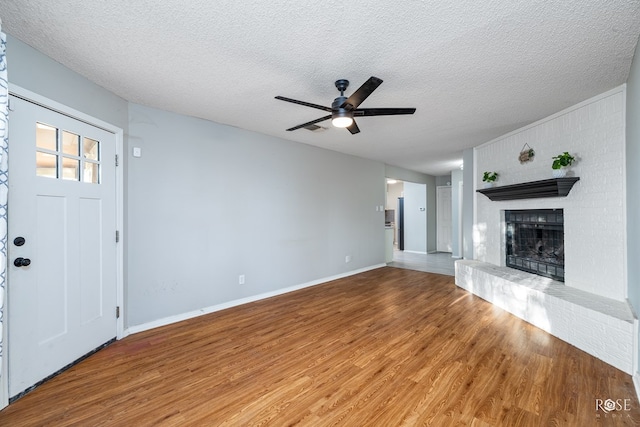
[472,88,626,300]
[455,87,635,374]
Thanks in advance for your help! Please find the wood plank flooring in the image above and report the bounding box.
[1,267,638,426]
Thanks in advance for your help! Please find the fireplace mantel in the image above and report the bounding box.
[476,177,579,201]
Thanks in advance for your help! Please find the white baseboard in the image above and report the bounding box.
[125,264,386,336]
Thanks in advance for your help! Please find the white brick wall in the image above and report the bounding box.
[474,87,626,301]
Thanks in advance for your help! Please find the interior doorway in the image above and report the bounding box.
[385,179,427,254]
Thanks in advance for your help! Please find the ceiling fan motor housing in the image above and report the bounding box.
[332,96,348,111]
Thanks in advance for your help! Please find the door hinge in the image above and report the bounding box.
[115,154,119,167]
[116,306,120,319]
[115,230,120,243]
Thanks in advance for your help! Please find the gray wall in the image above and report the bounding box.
[450,168,463,258]
[626,37,640,381]
[462,149,474,260]
[6,35,128,130]
[435,175,451,186]
[127,104,386,325]
[426,177,437,253]
[384,165,431,185]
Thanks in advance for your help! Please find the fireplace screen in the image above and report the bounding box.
[505,209,564,281]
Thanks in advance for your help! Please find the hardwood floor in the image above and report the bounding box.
[1,267,638,426]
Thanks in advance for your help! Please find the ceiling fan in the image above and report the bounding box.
[275,76,416,135]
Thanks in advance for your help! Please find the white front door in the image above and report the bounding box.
[8,96,118,398]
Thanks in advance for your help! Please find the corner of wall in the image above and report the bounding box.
[626,31,640,385]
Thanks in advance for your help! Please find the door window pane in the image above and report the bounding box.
[36,152,58,178]
[61,157,79,181]
[36,123,57,151]
[83,138,99,161]
[35,125,102,184]
[83,161,99,184]
[62,131,80,156]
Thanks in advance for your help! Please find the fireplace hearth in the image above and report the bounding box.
[505,209,564,281]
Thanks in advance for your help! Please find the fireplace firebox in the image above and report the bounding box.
[505,209,564,281]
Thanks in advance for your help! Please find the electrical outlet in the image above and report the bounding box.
[345,255,351,263]
[239,274,245,285]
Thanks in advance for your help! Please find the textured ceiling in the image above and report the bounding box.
[2,1,640,175]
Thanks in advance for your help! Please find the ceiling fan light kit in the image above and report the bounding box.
[275,76,416,135]
[331,109,353,128]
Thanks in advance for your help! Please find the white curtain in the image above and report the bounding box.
[0,20,8,388]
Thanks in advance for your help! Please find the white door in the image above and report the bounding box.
[436,186,452,252]
[8,96,117,397]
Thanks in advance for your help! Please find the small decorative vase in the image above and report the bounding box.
[552,168,567,178]
[483,182,495,188]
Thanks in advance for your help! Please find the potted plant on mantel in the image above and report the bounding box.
[551,152,575,178]
[482,171,499,188]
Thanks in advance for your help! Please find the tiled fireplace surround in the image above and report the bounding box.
[455,86,637,374]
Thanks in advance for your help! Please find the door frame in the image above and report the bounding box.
[1,84,125,408]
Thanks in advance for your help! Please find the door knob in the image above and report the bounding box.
[14,257,31,267]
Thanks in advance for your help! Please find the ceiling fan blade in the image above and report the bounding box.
[340,76,383,110]
[354,108,416,117]
[347,120,360,135]
[275,96,332,112]
[285,115,332,131]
